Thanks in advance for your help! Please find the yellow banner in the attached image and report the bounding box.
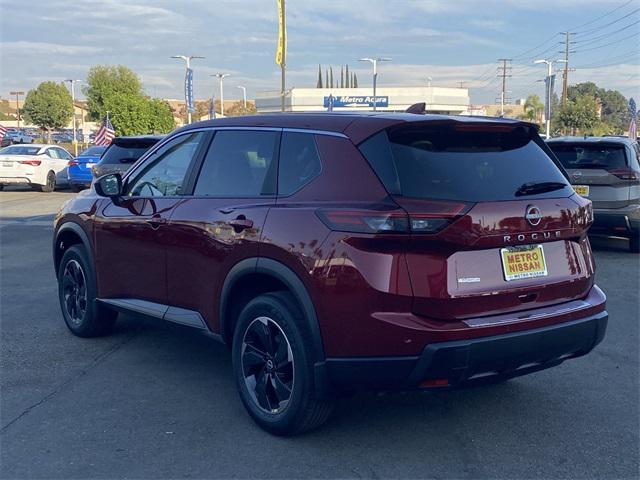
[276,0,286,66]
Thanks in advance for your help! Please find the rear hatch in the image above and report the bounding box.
[358,120,594,321]
[547,140,637,209]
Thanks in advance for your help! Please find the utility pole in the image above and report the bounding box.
[497,59,512,117]
[9,91,24,129]
[64,79,81,156]
[534,58,566,138]
[170,55,205,124]
[560,32,573,105]
[212,73,230,116]
[358,57,391,111]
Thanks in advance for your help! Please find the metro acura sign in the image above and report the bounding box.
[323,95,389,108]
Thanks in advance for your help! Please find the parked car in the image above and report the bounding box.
[547,136,640,252]
[1,131,34,147]
[67,145,107,191]
[54,114,607,435]
[91,135,164,178]
[0,144,72,191]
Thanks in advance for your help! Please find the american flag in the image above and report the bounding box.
[629,98,637,140]
[94,114,115,146]
[0,123,7,142]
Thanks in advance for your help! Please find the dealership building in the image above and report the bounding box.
[255,86,470,114]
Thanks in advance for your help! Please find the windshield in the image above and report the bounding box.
[80,146,107,156]
[547,142,628,170]
[359,123,570,202]
[0,146,41,156]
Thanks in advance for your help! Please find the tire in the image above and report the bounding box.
[0,185,4,191]
[630,234,640,253]
[35,171,56,192]
[232,292,334,436]
[58,245,117,337]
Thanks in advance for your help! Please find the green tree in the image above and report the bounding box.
[523,94,544,123]
[556,94,600,135]
[147,98,175,133]
[353,72,358,88]
[22,81,73,140]
[316,64,323,88]
[85,65,143,120]
[329,66,334,88]
[340,66,344,88]
[345,64,350,88]
[568,82,628,132]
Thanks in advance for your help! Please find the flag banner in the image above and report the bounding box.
[544,74,556,119]
[629,98,637,140]
[0,124,7,142]
[94,114,115,146]
[185,67,195,113]
[275,0,286,66]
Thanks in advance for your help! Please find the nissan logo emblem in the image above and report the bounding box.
[525,205,542,226]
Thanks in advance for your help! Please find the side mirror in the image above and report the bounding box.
[95,173,122,198]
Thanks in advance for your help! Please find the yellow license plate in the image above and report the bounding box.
[573,185,589,196]
[500,245,548,281]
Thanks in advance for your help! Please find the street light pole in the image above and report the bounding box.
[358,57,391,111]
[212,73,230,116]
[9,91,24,129]
[237,86,247,109]
[171,55,205,124]
[534,59,566,138]
[65,79,81,156]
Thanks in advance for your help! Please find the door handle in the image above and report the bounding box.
[228,216,253,232]
[145,214,166,230]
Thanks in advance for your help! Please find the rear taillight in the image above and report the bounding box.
[317,201,471,234]
[19,159,41,166]
[68,160,78,166]
[608,168,639,181]
[317,210,409,234]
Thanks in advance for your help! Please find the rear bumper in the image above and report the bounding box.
[0,177,31,185]
[324,307,608,392]
[591,205,640,237]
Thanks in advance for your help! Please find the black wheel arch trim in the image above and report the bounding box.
[220,257,329,395]
[53,221,93,274]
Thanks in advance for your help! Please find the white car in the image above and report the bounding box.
[0,144,72,192]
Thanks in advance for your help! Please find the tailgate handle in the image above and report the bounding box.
[518,293,538,303]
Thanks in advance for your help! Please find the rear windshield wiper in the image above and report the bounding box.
[515,181,567,197]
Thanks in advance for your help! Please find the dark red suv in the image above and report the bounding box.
[53,113,608,435]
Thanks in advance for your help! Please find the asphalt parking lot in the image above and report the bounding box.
[1,187,638,479]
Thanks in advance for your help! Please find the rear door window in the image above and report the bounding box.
[278,132,322,195]
[548,143,628,170]
[359,123,571,202]
[194,130,279,197]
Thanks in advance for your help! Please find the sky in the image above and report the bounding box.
[0,0,638,105]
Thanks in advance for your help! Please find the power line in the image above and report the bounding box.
[568,0,635,31]
[573,6,640,37]
[573,30,640,53]
[573,19,640,47]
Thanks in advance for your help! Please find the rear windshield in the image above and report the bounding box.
[98,141,158,165]
[547,142,628,169]
[359,123,570,202]
[0,146,41,155]
[80,146,106,156]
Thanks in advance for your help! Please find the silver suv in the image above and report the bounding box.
[547,136,640,252]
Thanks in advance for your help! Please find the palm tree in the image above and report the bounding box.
[524,94,544,123]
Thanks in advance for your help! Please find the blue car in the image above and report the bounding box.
[67,145,107,191]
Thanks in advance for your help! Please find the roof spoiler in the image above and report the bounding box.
[405,102,426,114]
